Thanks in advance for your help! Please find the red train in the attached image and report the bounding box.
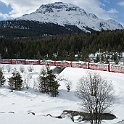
[0,59,124,74]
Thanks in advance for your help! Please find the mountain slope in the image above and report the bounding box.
[0,20,83,37]
[18,2,123,32]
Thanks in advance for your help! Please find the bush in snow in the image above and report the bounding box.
[8,71,23,90]
[0,66,4,72]
[28,66,34,72]
[65,80,72,92]
[56,76,71,92]
[20,66,25,73]
[0,68,6,87]
[6,65,11,73]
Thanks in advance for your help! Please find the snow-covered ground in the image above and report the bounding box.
[0,64,124,124]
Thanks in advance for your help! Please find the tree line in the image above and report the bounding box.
[0,29,124,61]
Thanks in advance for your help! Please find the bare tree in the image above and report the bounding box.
[77,73,114,124]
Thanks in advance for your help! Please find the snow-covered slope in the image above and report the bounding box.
[0,64,124,124]
[18,2,123,32]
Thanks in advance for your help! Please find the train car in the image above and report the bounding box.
[25,59,40,65]
[15,59,26,64]
[40,60,46,65]
[1,59,124,75]
[88,63,108,71]
[110,64,124,73]
[54,61,62,66]
[56,61,72,67]
[0,59,12,64]
[71,61,87,68]
[11,59,16,64]
[45,60,56,66]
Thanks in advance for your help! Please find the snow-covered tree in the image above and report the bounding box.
[8,71,23,90]
[28,66,34,72]
[38,66,60,97]
[0,68,5,87]
[38,68,48,93]
[20,66,25,73]
[47,67,60,97]
[6,65,11,73]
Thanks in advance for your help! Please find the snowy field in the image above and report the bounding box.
[0,64,124,124]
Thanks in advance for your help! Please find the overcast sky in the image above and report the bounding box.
[0,0,124,25]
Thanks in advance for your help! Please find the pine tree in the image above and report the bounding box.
[9,77,14,90]
[8,71,23,90]
[38,66,60,97]
[95,54,100,63]
[47,67,60,97]
[0,68,5,87]
[38,69,48,93]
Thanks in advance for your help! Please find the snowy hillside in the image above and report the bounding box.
[0,64,124,124]
[18,2,123,32]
